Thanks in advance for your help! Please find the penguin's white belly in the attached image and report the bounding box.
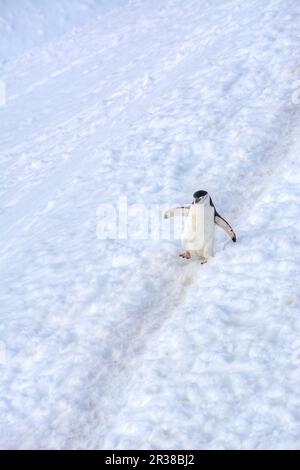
[182,203,215,258]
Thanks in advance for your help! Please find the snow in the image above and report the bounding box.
[0,0,300,450]
[0,0,129,63]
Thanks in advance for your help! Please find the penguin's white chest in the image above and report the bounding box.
[182,203,215,258]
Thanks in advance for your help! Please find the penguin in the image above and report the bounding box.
[164,190,236,262]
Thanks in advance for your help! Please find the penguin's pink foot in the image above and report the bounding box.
[179,251,191,259]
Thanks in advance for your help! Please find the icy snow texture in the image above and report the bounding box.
[0,0,128,62]
[0,0,300,450]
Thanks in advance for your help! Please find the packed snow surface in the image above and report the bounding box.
[0,0,129,62]
[0,0,300,450]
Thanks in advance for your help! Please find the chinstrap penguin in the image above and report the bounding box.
[164,190,236,262]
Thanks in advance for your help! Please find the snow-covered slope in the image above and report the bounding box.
[0,0,128,63]
[0,0,300,450]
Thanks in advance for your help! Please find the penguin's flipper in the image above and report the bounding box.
[164,206,190,219]
[215,214,236,242]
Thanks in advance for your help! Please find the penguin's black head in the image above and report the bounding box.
[193,190,208,204]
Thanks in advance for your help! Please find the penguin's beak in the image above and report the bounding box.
[194,195,208,204]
